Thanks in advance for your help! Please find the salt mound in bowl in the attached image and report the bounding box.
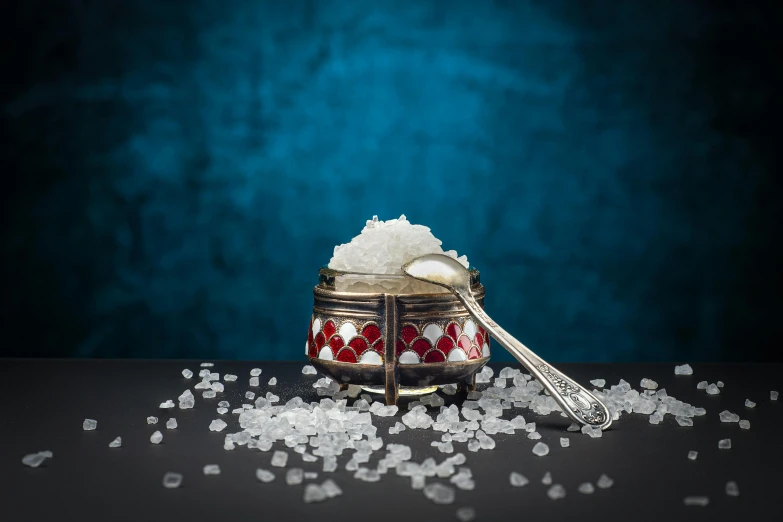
[328,215,469,294]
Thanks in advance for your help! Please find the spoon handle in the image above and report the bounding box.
[454,288,612,429]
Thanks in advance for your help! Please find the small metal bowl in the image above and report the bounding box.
[306,267,491,404]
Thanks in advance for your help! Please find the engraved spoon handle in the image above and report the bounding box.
[454,287,612,429]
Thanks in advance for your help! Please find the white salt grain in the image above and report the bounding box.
[217,407,228,414]
[590,379,606,388]
[268,377,277,385]
[209,419,227,432]
[688,451,698,460]
[717,380,724,388]
[719,410,740,423]
[581,425,602,438]
[739,420,750,430]
[674,364,693,375]
[745,399,756,408]
[302,365,317,375]
[83,419,97,431]
[162,472,182,488]
[304,471,318,480]
[286,468,304,485]
[597,474,614,489]
[696,381,708,390]
[147,416,158,425]
[150,431,163,444]
[675,416,693,427]
[249,377,259,387]
[578,482,595,494]
[166,418,177,429]
[198,369,210,378]
[271,451,288,467]
[509,472,529,487]
[218,400,229,407]
[456,507,476,522]
[159,400,175,409]
[256,468,275,483]
[202,390,216,399]
[718,438,731,449]
[683,496,709,507]
[304,484,327,503]
[772,391,779,401]
[182,369,193,379]
[245,391,255,400]
[224,374,237,382]
[109,437,122,448]
[566,423,580,432]
[560,437,570,448]
[541,471,552,485]
[203,464,221,476]
[532,442,549,456]
[706,383,720,395]
[640,378,658,390]
[200,362,214,367]
[250,368,262,376]
[423,483,456,504]
[726,481,739,497]
[22,451,52,468]
[547,484,566,500]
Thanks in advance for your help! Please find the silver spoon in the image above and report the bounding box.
[403,254,612,429]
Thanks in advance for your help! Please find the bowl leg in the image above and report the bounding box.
[458,372,477,394]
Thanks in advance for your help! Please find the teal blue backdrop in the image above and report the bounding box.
[1,1,781,362]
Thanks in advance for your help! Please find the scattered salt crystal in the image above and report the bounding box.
[302,452,318,462]
[683,496,709,507]
[200,362,213,367]
[198,369,210,378]
[739,420,750,430]
[581,425,602,438]
[162,472,182,488]
[304,483,327,503]
[304,471,318,480]
[578,482,595,494]
[218,400,229,408]
[772,391,779,401]
[688,451,698,460]
[22,451,52,467]
[210,382,224,392]
[547,484,566,500]
[202,390,216,399]
[203,464,221,475]
[249,377,259,387]
[526,431,541,440]
[217,407,228,414]
[166,418,177,429]
[271,451,288,467]
[83,419,97,431]
[675,416,693,427]
[224,441,235,450]
[321,479,343,498]
[640,378,658,390]
[718,438,731,449]
[532,442,549,456]
[256,468,275,482]
[441,384,458,396]
[509,472,528,487]
[719,410,740,423]
[159,400,175,409]
[696,381,708,390]
[590,379,605,388]
[146,416,158,424]
[108,436,122,448]
[268,377,277,385]
[745,399,756,408]
[250,368,262,376]
[726,481,739,497]
[560,437,570,448]
[674,364,693,375]
[596,474,614,489]
[323,456,337,472]
[150,431,163,444]
[224,374,237,382]
[245,391,256,400]
[566,423,580,432]
[706,383,720,395]
[423,483,456,504]
[286,468,304,485]
[717,380,724,388]
[302,365,317,375]
[541,471,552,485]
[182,369,193,379]
[209,419,227,432]
[456,507,476,522]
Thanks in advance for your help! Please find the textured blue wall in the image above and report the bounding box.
[2,1,781,362]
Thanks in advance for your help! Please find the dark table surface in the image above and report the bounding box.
[1,359,780,522]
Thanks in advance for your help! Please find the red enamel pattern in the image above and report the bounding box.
[395,339,407,355]
[374,339,384,353]
[362,324,382,344]
[308,319,314,347]
[475,332,484,349]
[457,334,472,353]
[336,348,357,363]
[445,322,461,341]
[436,336,455,355]
[411,338,432,357]
[401,325,418,344]
[348,337,369,356]
[314,332,326,350]
[329,335,345,351]
[423,349,446,363]
[468,347,482,359]
[323,320,336,339]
